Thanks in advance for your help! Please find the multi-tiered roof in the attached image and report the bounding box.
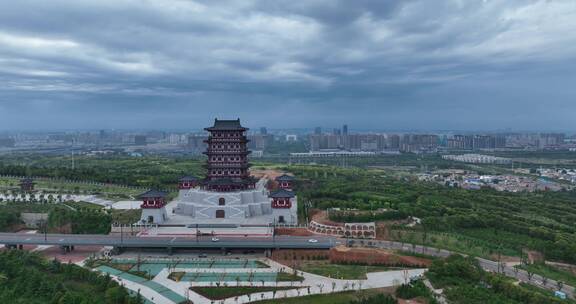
[202,119,256,192]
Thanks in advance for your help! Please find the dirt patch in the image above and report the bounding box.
[271,249,330,264]
[250,169,288,181]
[330,246,431,267]
[525,250,544,263]
[376,222,390,240]
[490,254,521,264]
[310,209,344,227]
[40,245,104,263]
[275,228,315,236]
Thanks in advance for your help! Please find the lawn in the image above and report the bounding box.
[110,209,142,224]
[0,177,144,198]
[190,286,296,300]
[276,272,305,282]
[519,263,576,288]
[295,261,394,279]
[389,228,520,259]
[518,283,576,304]
[253,289,385,304]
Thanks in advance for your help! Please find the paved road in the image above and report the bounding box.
[0,232,572,298]
[351,239,575,299]
[0,232,339,249]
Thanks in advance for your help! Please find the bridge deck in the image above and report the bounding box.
[0,233,338,249]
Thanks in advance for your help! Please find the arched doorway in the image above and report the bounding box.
[219,197,225,205]
[215,210,225,218]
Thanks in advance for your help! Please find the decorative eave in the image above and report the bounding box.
[179,176,198,182]
[138,189,168,199]
[204,118,248,131]
[269,189,295,198]
[275,174,295,182]
[19,178,34,184]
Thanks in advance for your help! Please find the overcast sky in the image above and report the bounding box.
[0,0,575,131]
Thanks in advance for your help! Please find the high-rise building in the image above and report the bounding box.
[539,133,565,148]
[248,134,272,150]
[342,124,348,135]
[448,135,473,150]
[187,135,207,152]
[0,138,15,148]
[134,135,147,146]
[314,127,322,135]
[260,127,267,135]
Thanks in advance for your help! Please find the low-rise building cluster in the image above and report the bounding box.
[419,171,571,192]
[442,154,512,164]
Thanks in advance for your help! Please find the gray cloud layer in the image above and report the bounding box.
[0,0,575,131]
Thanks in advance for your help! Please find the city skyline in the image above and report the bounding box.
[1,1,576,131]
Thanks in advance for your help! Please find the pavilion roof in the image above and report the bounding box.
[205,119,248,131]
[269,189,295,198]
[138,189,168,199]
[275,174,295,181]
[19,178,34,184]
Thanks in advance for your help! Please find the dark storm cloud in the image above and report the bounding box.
[0,0,575,130]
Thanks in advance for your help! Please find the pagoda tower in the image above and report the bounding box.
[202,119,255,192]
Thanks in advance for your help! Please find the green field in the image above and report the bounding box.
[427,255,574,304]
[0,250,142,304]
[519,263,576,288]
[294,260,394,280]
[253,289,386,304]
[290,164,576,264]
[0,154,206,190]
[190,286,297,300]
[0,176,144,199]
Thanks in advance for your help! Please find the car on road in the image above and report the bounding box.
[211,237,220,242]
[308,239,318,243]
[198,253,207,258]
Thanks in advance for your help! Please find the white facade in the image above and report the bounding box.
[141,207,168,224]
[171,180,298,225]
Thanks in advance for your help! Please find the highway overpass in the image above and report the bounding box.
[0,232,339,251]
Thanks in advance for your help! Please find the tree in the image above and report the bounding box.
[104,286,127,304]
[527,271,534,282]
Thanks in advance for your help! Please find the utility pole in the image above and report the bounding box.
[43,220,47,242]
[71,147,75,170]
[272,219,276,244]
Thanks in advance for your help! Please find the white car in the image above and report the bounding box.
[211,237,220,242]
[308,239,318,243]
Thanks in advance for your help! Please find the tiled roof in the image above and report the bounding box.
[205,118,248,131]
[275,174,295,181]
[269,188,295,198]
[179,176,198,182]
[138,189,168,198]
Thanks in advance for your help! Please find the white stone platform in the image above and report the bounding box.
[163,179,298,226]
